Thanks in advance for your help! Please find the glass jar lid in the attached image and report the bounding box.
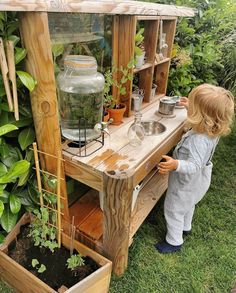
[64,55,97,70]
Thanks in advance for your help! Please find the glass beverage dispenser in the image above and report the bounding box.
[57,55,105,142]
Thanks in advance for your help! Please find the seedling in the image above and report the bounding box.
[32,258,46,273]
[66,253,85,271]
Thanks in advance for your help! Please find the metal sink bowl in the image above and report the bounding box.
[141,120,166,136]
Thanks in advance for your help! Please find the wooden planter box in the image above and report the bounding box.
[0,213,112,293]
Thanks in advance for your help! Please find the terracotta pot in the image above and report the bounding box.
[107,104,126,125]
[103,110,110,122]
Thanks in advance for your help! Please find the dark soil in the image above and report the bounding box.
[8,225,99,291]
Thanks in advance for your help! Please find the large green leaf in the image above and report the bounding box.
[0,200,4,217]
[0,124,18,136]
[52,44,64,58]
[8,35,20,46]
[1,146,20,168]
[0,160,30,184]
[0,111,9,126]
[0,190,9,203]
[18,128,35,151]
[0,233,5,244]
[0,162,7,177]
[9,194,21,214]
[15,47,27,65]
[0,139,9,159]
[18,169,30,186]
[16,71,37,92]
[0,206,18,233]
[16,189,34,207]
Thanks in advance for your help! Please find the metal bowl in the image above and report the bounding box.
[141,121,166,136]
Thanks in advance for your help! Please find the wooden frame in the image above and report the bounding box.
[0,213,112,293]
[0,1,194,276]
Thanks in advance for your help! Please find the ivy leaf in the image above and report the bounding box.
[0,124,18,136]
[18,128,35,151]
[0,160,30,184]
[0,206,18,233]
[16,71,37,92]
[9,194,21,214]
[0,200,4,218]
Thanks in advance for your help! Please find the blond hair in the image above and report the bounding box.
[187,84,235,137]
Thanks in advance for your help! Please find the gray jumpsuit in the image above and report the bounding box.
[164,129,219,246]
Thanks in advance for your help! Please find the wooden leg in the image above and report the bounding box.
[102,171,133,276]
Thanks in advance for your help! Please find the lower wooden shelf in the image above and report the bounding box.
[69,171,168,250]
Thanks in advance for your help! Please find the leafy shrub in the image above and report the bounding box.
[0,12,37,238]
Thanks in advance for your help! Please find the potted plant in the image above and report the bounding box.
[134,28,145,69]
[103,62,133,125]
[0,209,112,292]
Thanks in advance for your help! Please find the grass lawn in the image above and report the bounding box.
[0,122,235,292]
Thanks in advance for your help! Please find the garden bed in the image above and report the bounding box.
[0,213,112,293]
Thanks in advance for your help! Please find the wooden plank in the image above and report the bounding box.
[69,189,100,228]
[0,1,195,17]
[163,19,177,59]
[114,15,136,116]
[19,12,69,221]
[79,207,103,241]
[103,173,133,275]
[155,60,171,95]
[133,62,153,74]
[133,120,185,186]
[64,159,103,191]
[0,251,56,293]
[129,172,168,241]
[96,107,187,175]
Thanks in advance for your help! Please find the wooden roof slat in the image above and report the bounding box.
[0,0,195,17]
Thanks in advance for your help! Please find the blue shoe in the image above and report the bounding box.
[183,230,191,236]
[154,240,182,254]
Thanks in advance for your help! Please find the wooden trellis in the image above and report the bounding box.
[32,142,65,248]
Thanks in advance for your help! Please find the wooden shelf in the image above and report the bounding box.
[133,62,153,74]
[155,57,171,66]
[129,172,169,244]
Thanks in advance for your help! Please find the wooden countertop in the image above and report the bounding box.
[62,99,187,189]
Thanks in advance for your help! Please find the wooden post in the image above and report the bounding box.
[112,15,136,116]
[102,171,134,275]
[19,12,69,221]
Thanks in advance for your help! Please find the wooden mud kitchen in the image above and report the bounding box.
[1,0,194,277]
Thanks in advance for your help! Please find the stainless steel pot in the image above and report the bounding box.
[158,97,176,115]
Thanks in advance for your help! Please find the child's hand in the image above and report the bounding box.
[178,97,189,109]
[158,155,178,174]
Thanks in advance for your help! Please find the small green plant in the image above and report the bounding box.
[135,28,145,57]
[28,207,59,252]
[66,253,85,271]
[103,60,134,109]
[32,259,46,273]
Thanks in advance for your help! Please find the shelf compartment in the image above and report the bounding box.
[154,57,170,66]
[133,62,153,73]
